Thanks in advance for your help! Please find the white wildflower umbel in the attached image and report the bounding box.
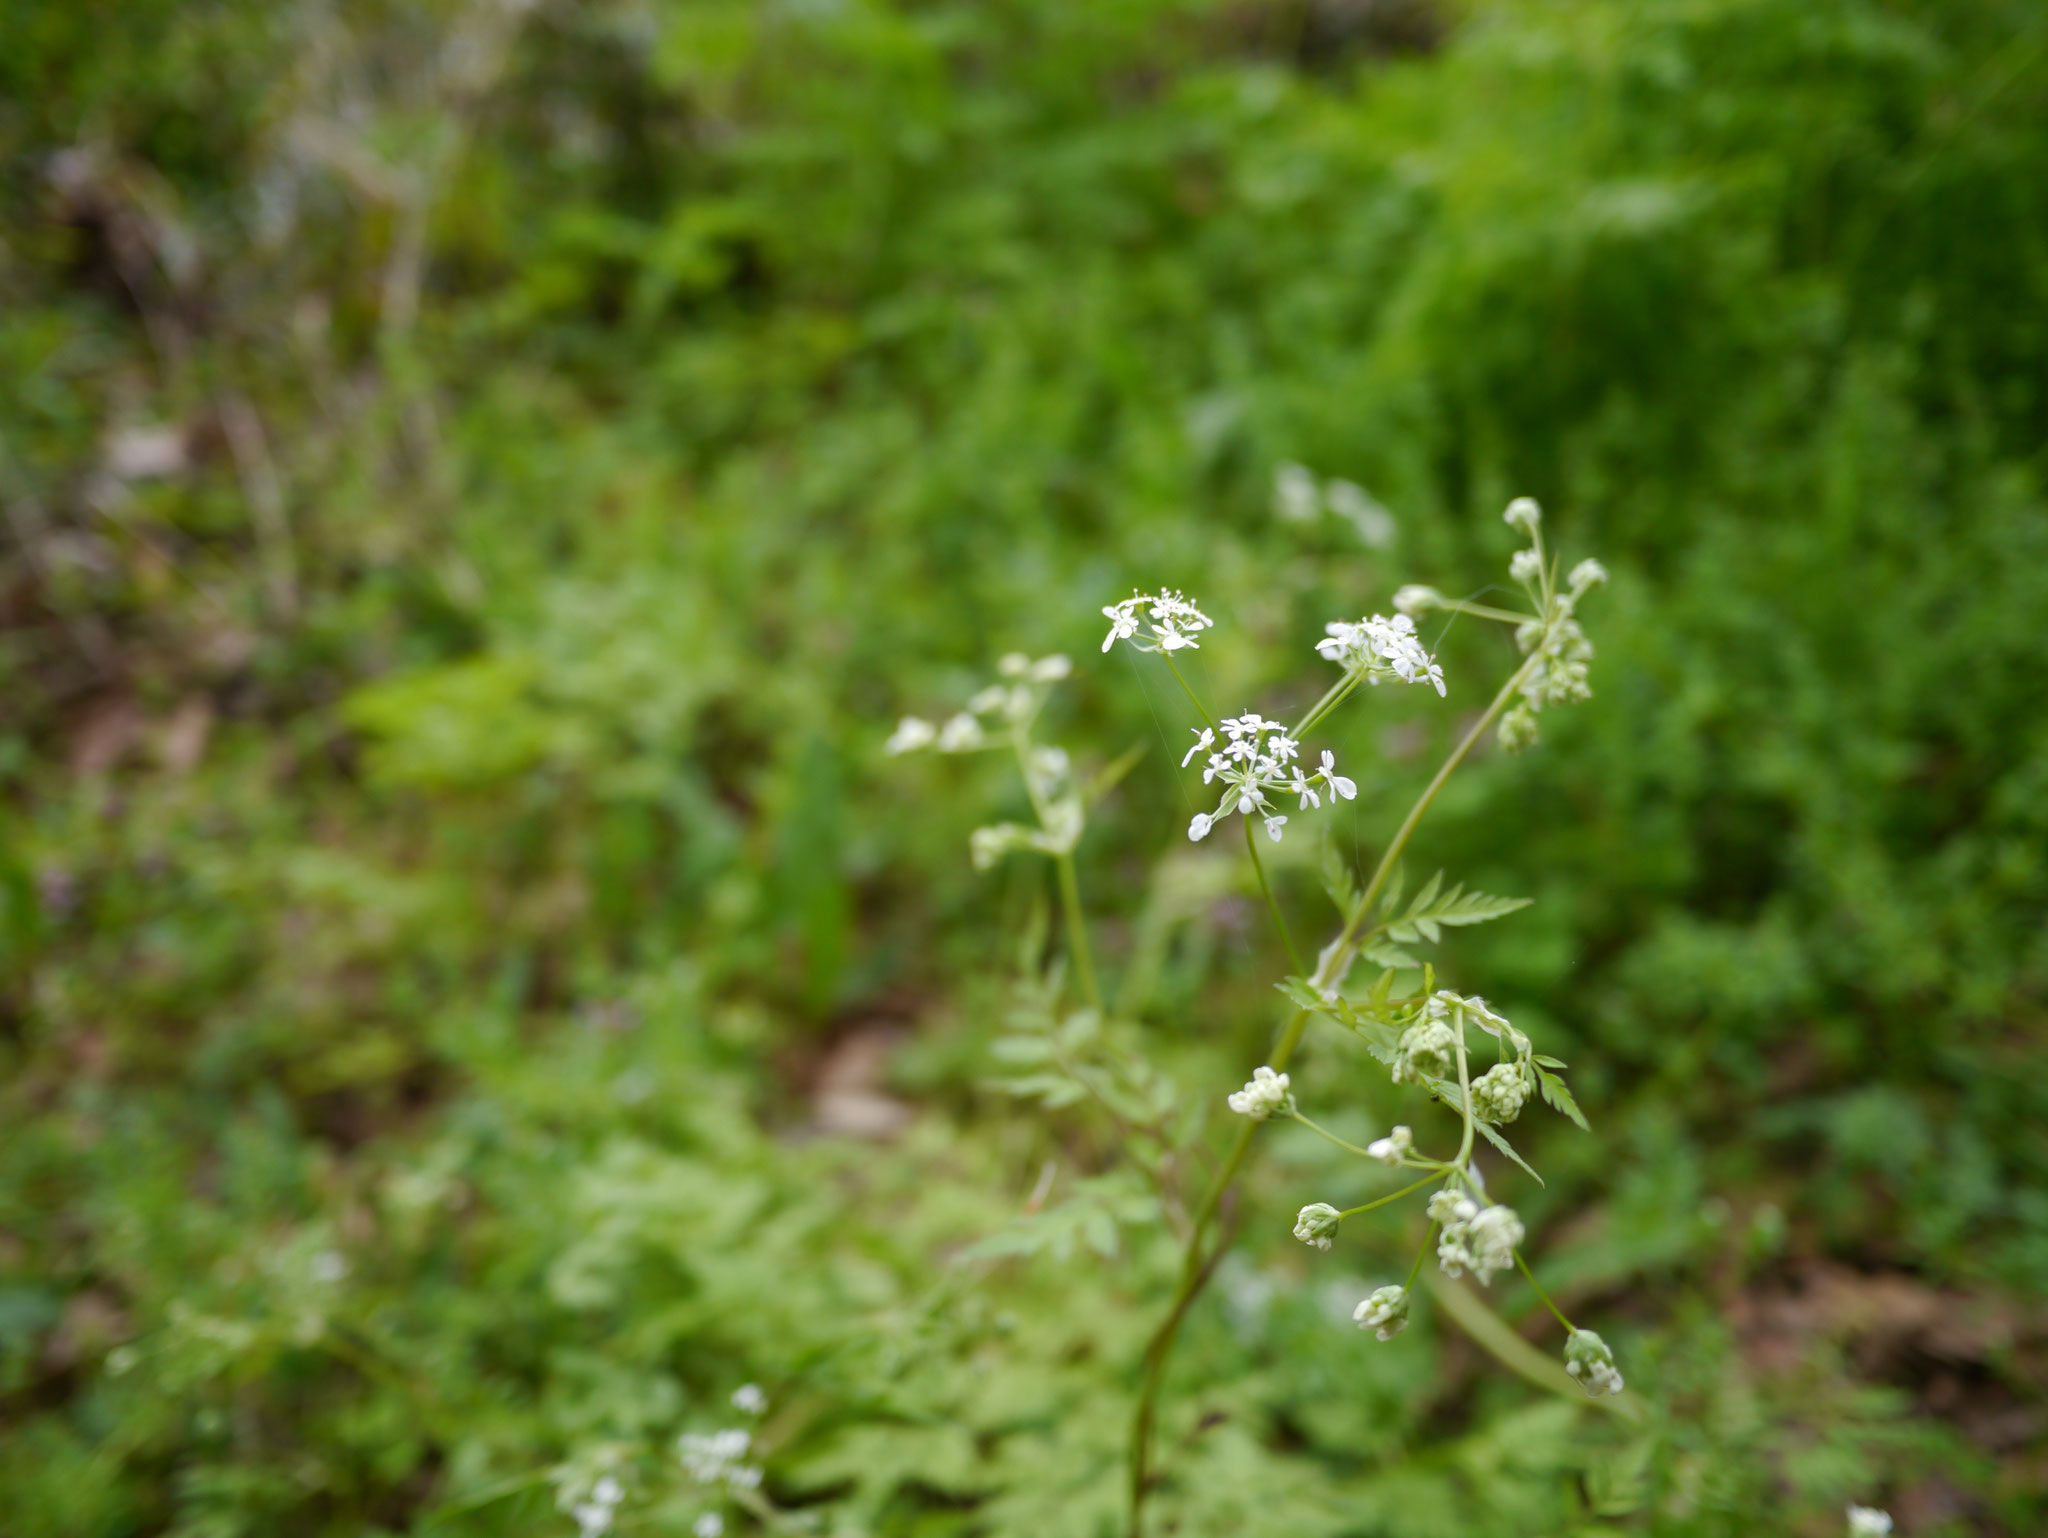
[694,1514,726,1538]
[1317,612,1446,696]
[1186,715,1353,844]
[1845,1506,1893,1536]
[1366,1125,1413,1166]
[1563,1329,1625,1397]
[678,1429,763,1490]
[1428,1187,1523,1285]
[1492,495,1605,753]
[730,1383,767,1416]
[1101,590,1214,654]
[1293,1203,1341,1251]
[1226,1065,1293,1121]
[1352,1285,1410,1340]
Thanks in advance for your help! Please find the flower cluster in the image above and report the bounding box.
[1563,1328,1625,1397]
[1185,714,1354,844]
[678,1428,762,1491]
[1101,590,1213,654]
[1293,1202,1341,1251]
[564,1476,623,1538]
[1353,1284,1410,1340]
[1367,1125,1413,1166]
[1226,1065,1293,1120]
[1469,1061,1532,1124]
[1498,501,1607,751]
[1316,612,1445,696]
[1428,1186,1524,1285]
[886,652,1072,757]
[1846,1506,1893,1537]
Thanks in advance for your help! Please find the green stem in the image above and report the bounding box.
[1290,674,1359,739]
[1242,814,1308,979]
[1160,653,1219,734]
[1126,652,1541,1538]
[1288,1110,1381,1163]
[1452,1027,1477,1170]
[1338,1174,1439,1221]
[1057,850,1105,1015]
[1405,1218,1441,1289]
[1514,1249,1577,1334]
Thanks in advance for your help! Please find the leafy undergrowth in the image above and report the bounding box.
[3,0,2047,1533]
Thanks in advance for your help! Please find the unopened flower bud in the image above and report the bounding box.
[1293,1203,1341,1251]
[1352,1285,1410,1340]
[1564,1329,1624,1397]
[1503,496,1542,532]
[1226,1065,1293,1120]
[1469,1062,1530,1124]
[1366,1125,1413,1166]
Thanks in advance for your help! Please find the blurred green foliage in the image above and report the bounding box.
[2,0,2045,1533]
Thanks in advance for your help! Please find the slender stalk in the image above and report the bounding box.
[1127,656,1540,1537]
[1242,815,1308,979]
[1338,1173,1440,1220]
[1160,653,1219,734]
[1452,1027,1477,1169]
[1288,1110,1381,1162]
[1514,1249,1577,1334]
[1406,1218,1441,1288]
[1056,850,1104,1014]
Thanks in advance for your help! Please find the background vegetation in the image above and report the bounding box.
[3,0,2046,1533]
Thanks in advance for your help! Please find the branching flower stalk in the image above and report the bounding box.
[889,497,1621,1538]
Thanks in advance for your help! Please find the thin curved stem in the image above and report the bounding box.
[1337,1173,1440,1221]
[1242,815,1308,979]
[1160,653,1219,734]
[1056,851,1105,1015]
[1406,1218,1441,1289]
[1287,1110,1379,1162]
[1127,652,1543,1538]
[1453,1027,1477,1170]
[1514,1250,1577,1334]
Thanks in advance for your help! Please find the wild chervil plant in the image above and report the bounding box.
[888,495,1624,1535]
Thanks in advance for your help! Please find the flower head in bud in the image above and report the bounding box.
[1293,1203,1341,1251]
[1392,584,1443,617]
[1352,1284,1410,1340]
[1563,1329,1625,1397]
[1226,1065,1293,1120]
[1392,1020,1455,1085]
[1497,701,1539,753]
[1431,1189,1522,1285]
[886,717,937,755]
[1845,1506,1892,1537]
[1367,1125,1413,1166]
[1469,1062,1531,1124]
[1503,497,1542,532]
[1567,559,1608,595]
[1509,548,1543,584]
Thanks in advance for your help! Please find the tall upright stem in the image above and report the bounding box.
[1126,653,1541,1538]
[1057,851,1104,1015]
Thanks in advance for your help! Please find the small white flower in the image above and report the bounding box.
[1101,590,1214,655]
[1845,1506,1892,1537]
[1509,548,1543,584]
[1567,558,1608,594]
[1352,1284,1410,1340]
[731,1383,767,1415]
[1317,749,1357,800]
[1317,612,1444,696]
[1293,1202,1341,1251]
[1366,1125,1413,1166]
[937,713,985,752]
[1273,462,1321,523]
[1188,811,1214,842]
[679,1428,760,1489]
[1431,1188,1523,1285]
[592,1478,622,1506]
[885,717,937,755]
[309,1250,348,1284]
[1226,1065,1292,1120]
[1290,772,1320,809]
[1504,496,1542,532]
[1030,653,1072,681]
[1392,584,1442,616]
[694,1515,726,1538]
[1263,814,1287,842]
[1182,727,1215,767]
